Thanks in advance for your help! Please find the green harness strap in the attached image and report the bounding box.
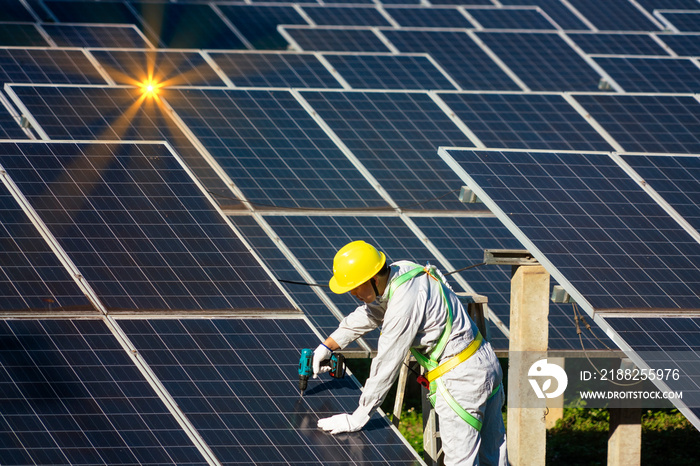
[386,263,491,431]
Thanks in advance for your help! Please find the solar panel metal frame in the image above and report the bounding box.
[589,54,700,93]
[37,22,155,49]
[0,46,111,85]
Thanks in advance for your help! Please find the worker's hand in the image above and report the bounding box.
[312,344,332,378]
[317,405,372,435]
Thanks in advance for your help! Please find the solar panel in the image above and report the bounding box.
[409,215,613,351]
[0,23,49,46]
[0,0,34,21]
[301,5,391,27]
[475,31,604,91]
[381,29,522,90]
[571,94,700,153]
[602,316,700,423]
[0,141,292,311]
[465,7,558,30]
[656,10,700,32]
[207,52,342,88]
[440,148,700,310]
[0,171,91,312]
[164,88,388,209]
[89,50,226,87]
[636,0,700,10]
[428,0,493,5]
[656,33,700,56]
[568,32,670,55]
[117,317,421,464]
[0,101,28,139]
[592,56,700,92]
[44,0,141,24]
[0,48,106,85]
[227,215,364,349]
[323,54,457,90]
[0,318,208,465]
[621,153,700,231]
[280,26,391,53]
[300,90,476,211]
[498,0,590,30]
[129,2,245,49]
[217,4,308,50]
[41,24,152,48]
[6,85,232,202]
[382,6,474,28]
[437,92,614,151]
[567,0,662,31]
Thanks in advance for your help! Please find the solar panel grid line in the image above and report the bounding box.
[122,0,160,48]
[16,0,42,22]
[198,51,237,88]
[209,4,255,51]
[652,34,680,57]
[421,53,464,91]
[244,212,374,354]
[609,151,700,245]
[463,29,531,91]
[555,29,626,92]
[313,53,353,89]
[40,22,152,49]
[456,7,483,29]
[653,32,700,57]
[654,9,683,32]
[590,55,700,93]
[31,21,58,47]
[375,4,402,28]
[3,84,51,140]
[558,0,598,31]
[399,214,511,338]
[80,49,117,85]
[290,3,316,26]
[276,24,304,51]
[628,0,668,30]
[371,27,402,54]
[462,6,562,31]
[533,5,564,30]
[559,92,626,152]
[426,91,487,148]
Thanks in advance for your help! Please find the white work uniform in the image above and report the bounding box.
[329,261,507,466]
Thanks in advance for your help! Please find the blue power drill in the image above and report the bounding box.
[298,348,346,396]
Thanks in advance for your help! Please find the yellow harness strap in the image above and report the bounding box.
[425,332,483,383]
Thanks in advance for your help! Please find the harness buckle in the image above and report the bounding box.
[416,374,430,389]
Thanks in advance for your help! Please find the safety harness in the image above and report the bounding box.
[386,263,501,431]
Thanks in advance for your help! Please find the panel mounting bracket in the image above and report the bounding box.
[484,249,538,266]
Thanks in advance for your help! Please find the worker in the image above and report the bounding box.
[314,240,507,465]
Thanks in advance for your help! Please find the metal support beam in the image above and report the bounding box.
[608,408,641,466]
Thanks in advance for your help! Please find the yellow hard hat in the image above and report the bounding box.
[329,241,386,294]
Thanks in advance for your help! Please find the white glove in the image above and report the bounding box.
[317,405,373,435]
[312,344,332,378]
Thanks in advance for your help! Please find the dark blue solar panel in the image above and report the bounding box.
[499,0,590,30]
[90,50,225,87]
[438,92,613,151]
[0,171,90,312]
[636,0,700,10]
[301,5,391,26]
[324,54,457,90]
[593,56,700,92]
[410,215,613,351]
[658,10,700,32]
[568,32,670,55]
[603,316,700,421]
[568,0,662,31]
[0,49,106,85]
[0,102,27,139]
[130,2,245,49]
[45,0,141,23]
[657,33,700,55]
[466,7,557,30]
[442,149,700,310]
[383,6,474,28]
[382,29,522,91]
[281,27,391,52]
[0,141,291,311]
[476,32,603,91]
[118,318,420,465]
[0,0,33,21]
[218,4,308,50]
[208,52,342,88]
[165,88,388,209]
[301,90,475,211]
[41,24,151,48]
[0,319,207,465]
[572,94,700,154]
[7,85,232,202]
[0,23,49,46]
[622,154,700,231]
[428,0,494,4]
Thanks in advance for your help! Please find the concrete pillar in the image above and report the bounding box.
[507,265,550,466]
[545,357,565,429]
[608,408,641,466]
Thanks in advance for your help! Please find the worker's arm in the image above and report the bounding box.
[327,303,383,349]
